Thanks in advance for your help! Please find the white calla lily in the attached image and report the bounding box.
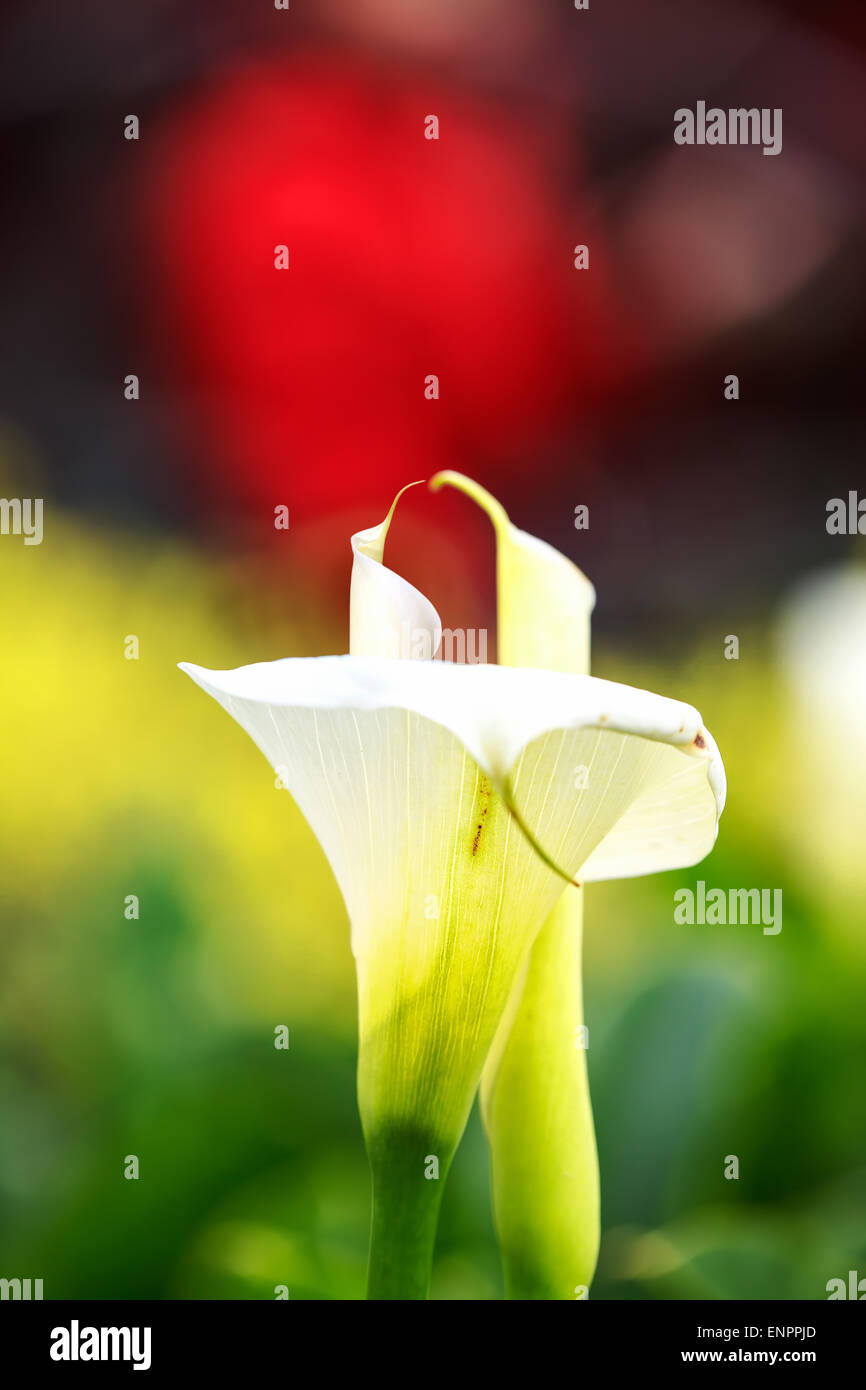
[180,479,724,1299]
[181,655,722,888]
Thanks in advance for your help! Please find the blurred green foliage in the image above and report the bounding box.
[1,518,863,1298]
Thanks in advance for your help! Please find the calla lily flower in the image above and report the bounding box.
[431,470,602,1302]
[180,477,724,1300]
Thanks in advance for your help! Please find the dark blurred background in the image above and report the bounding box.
[0,0,864,1299]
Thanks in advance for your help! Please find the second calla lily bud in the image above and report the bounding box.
[180,477,724,1300]
[433,472,725,1301]
[431,471,601,1300]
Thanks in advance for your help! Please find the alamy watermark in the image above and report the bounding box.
[827,1270,866,1299]
[50,1321,151,1371]
[674,102,782,157]
[674,881,782,935]
[1,1276,43,1299]
[0,497,43,544]
[826,491,866,535]
[381,623,488,663]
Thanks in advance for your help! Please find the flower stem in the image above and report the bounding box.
[365,1126,450,1300]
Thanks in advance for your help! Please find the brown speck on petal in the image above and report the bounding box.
[471,775,491,855]
[694,732,706,749]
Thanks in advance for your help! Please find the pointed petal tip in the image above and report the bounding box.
[351,479,428,563]
[178,661,203,689]
[377,477,427,525]
[391,478,426,504]
[178,661,217,695]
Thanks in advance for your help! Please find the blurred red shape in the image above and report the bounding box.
[140,55,623,516]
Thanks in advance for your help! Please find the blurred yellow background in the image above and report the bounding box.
[2,507,863,1299]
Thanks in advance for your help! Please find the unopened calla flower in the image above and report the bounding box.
[431,471,600,1301]
[430,473,600,1300]
[180,478,724,1299]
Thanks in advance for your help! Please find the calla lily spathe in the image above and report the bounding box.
[431,470,602,1300]
[180,478,725,1299]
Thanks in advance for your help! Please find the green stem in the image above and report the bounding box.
[365,1127,451,1300]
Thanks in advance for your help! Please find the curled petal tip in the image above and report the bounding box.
[429,471,511,533]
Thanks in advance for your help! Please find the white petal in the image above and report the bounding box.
[430,470,596,672]
[180,654,723,1141]
[349,485,441,660]
[179,655,724,895]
